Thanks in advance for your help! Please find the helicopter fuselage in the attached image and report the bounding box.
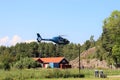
[37,33,69,45]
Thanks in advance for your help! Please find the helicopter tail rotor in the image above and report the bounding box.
[37,33,42,42]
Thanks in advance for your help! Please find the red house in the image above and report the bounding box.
[33,57,71,69]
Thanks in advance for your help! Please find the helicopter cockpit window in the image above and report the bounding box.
[59,37,62,41]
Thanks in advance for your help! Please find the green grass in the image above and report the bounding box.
[0,68,120,80]
[28,78,120,80]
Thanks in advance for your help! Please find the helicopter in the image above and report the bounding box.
[37,33,69,45]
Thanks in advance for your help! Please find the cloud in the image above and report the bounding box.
[9,35,22,46]
[0,35,36,46]
[25,40,36,43]
[0,36,9,46]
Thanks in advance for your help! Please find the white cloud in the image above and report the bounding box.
[25,40,36,43]
[0,35,36,46]
[0,36,9,46]
[9,35,22,46]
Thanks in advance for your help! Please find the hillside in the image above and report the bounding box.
[70,47,110,69]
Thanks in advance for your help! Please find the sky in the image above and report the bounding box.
[0,0,120,46]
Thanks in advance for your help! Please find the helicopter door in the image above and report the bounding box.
[58,37,64,43]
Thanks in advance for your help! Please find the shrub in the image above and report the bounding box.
[45,69,72,78]
[45,69,63,78]
[14,60,23,69]
[73,74,85,78]
[14,57,41,69]
[3,62,10,71]
[0,63,3,69]
[2,76,13,80]
[62,69,71,78]
[53,69,63,78]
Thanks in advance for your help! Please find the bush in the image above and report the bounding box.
[2,77,13,80]
[14,57,41,69]
[45,69,85,78]
[73,74,85,78]
[45,69,72,78]
[53,69,63,78]
[62,69,71,78]
[45,69,63,78]
[0,63,3,69]
[3,62,10,71]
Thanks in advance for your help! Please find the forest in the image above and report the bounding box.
[0,10,120,70]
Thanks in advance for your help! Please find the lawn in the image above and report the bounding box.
[28,77,120,80]
[0,68,120,80]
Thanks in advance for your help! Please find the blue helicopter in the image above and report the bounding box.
[37,33,69,45]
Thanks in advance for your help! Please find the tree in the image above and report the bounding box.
[90,35,95,47]
[101,10,120,65]
[102,10,120,49]
[112,44,120,66]
[0,48,14,70]
[14,57,41,69]
[85,40,91,50]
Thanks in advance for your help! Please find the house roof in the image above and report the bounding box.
[40,57,65,63]
[33,57,65,63]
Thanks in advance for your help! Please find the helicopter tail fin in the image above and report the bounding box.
[37,33,42,42]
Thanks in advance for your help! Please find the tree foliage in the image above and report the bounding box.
[14,57,41,69]
[112,44,120,65]
[100,10,120,65]
[0,42,83,69]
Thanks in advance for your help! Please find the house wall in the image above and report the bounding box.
[49,63,59,68]
[49,63,54,68]
[44,63,49,68]
[54,63,59,68]
[60,64,71,69]
[60,59,69,64]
